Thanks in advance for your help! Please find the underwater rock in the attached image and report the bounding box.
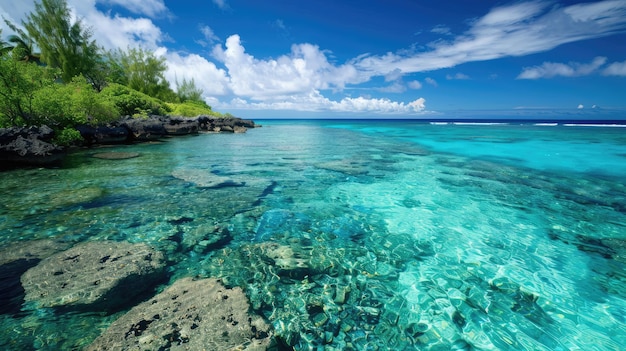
[21,241,165,311]
[0,239,71,266]
[172,168,244,188]
[254,209,310,242]
[92,152,140,160]
[0,239,73,315]
[85,277,272,351]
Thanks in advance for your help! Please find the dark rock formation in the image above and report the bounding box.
[119,116,167,141]
[76,124,129,145]
[199,115,256,133]
[164,116,200,135]
[0,126,65,166]
[21,241,166,311]
[85,277,273,351]
[0,116,257,168]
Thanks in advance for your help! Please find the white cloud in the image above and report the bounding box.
[197,25,220,47]
[353,1,626,77]
[517,56,607,79]
[99,0,168,17]
[0,0,164,50]
[603,60,626,76]
[431,25,451,35]
[578,104,584,109]
[212,34,364,100]
[220,92,426,114]
[163,50,230,96]
[446,72,470,80]
[408,80,422,89]
[425,77,438,87]
[212,0,228,10]
[378,81,407,93]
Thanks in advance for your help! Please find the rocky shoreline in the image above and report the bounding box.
[0,115,258,168]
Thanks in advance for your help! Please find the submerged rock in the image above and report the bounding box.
[172,168,244,188]
[21,241,165,311]
[92,152,140,160]
[254,209,310,242]
[0,239,73,315]
[85,277,273,351]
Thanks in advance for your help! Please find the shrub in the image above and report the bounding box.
[31,75,119,127]
[100,83,169,116]
[53,126,82,146]
[167,100,217,117]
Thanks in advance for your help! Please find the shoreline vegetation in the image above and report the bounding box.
[1,0,256,169]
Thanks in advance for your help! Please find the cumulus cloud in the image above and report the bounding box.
[163,50,230,96]
[603,60,626,76]
[408,80,422,89]
[212,34,364,99]
[353,1,626,77]
[221,92,426,114]
[517,56,607,79]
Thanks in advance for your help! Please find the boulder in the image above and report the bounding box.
[164,117,199,135]
[21,241,166,311]
[0,126,65,166]
[85,277,273,351]
[77,124,129,144]
[120,116,167,141]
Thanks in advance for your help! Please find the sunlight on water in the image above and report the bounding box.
[1,120,625,350]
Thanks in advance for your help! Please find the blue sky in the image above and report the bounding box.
[1,0,626,119]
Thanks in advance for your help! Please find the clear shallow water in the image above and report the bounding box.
[1,120,625,350]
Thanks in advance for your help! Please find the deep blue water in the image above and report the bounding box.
[1,119,625,350]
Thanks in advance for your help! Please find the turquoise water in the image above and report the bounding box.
[1,120,625,350]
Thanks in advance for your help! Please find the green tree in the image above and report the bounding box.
[23,0,100,83]
[0,29,11,56]
[0,56,57,126]
[2,16,40,63]
[176,76,204,103]
[112,47,176,101]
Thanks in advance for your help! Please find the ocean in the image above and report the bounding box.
[1,119,625,350]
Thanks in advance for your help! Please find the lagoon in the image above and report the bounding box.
[1,119,625,350]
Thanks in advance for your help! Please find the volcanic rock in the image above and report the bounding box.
[85,277,273,351]
[21,241,166,311]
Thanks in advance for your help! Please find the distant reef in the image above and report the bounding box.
[0,115,258,168]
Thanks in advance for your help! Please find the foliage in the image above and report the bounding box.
[31,75,119,126]
[110,47,176,102]
[23,0,101,84]
[2,16,40,63]
[175,76,204,103]
[53,126,82,146]
[101,83,169,117]
[0,56,58,127]
[167,100,217,117]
